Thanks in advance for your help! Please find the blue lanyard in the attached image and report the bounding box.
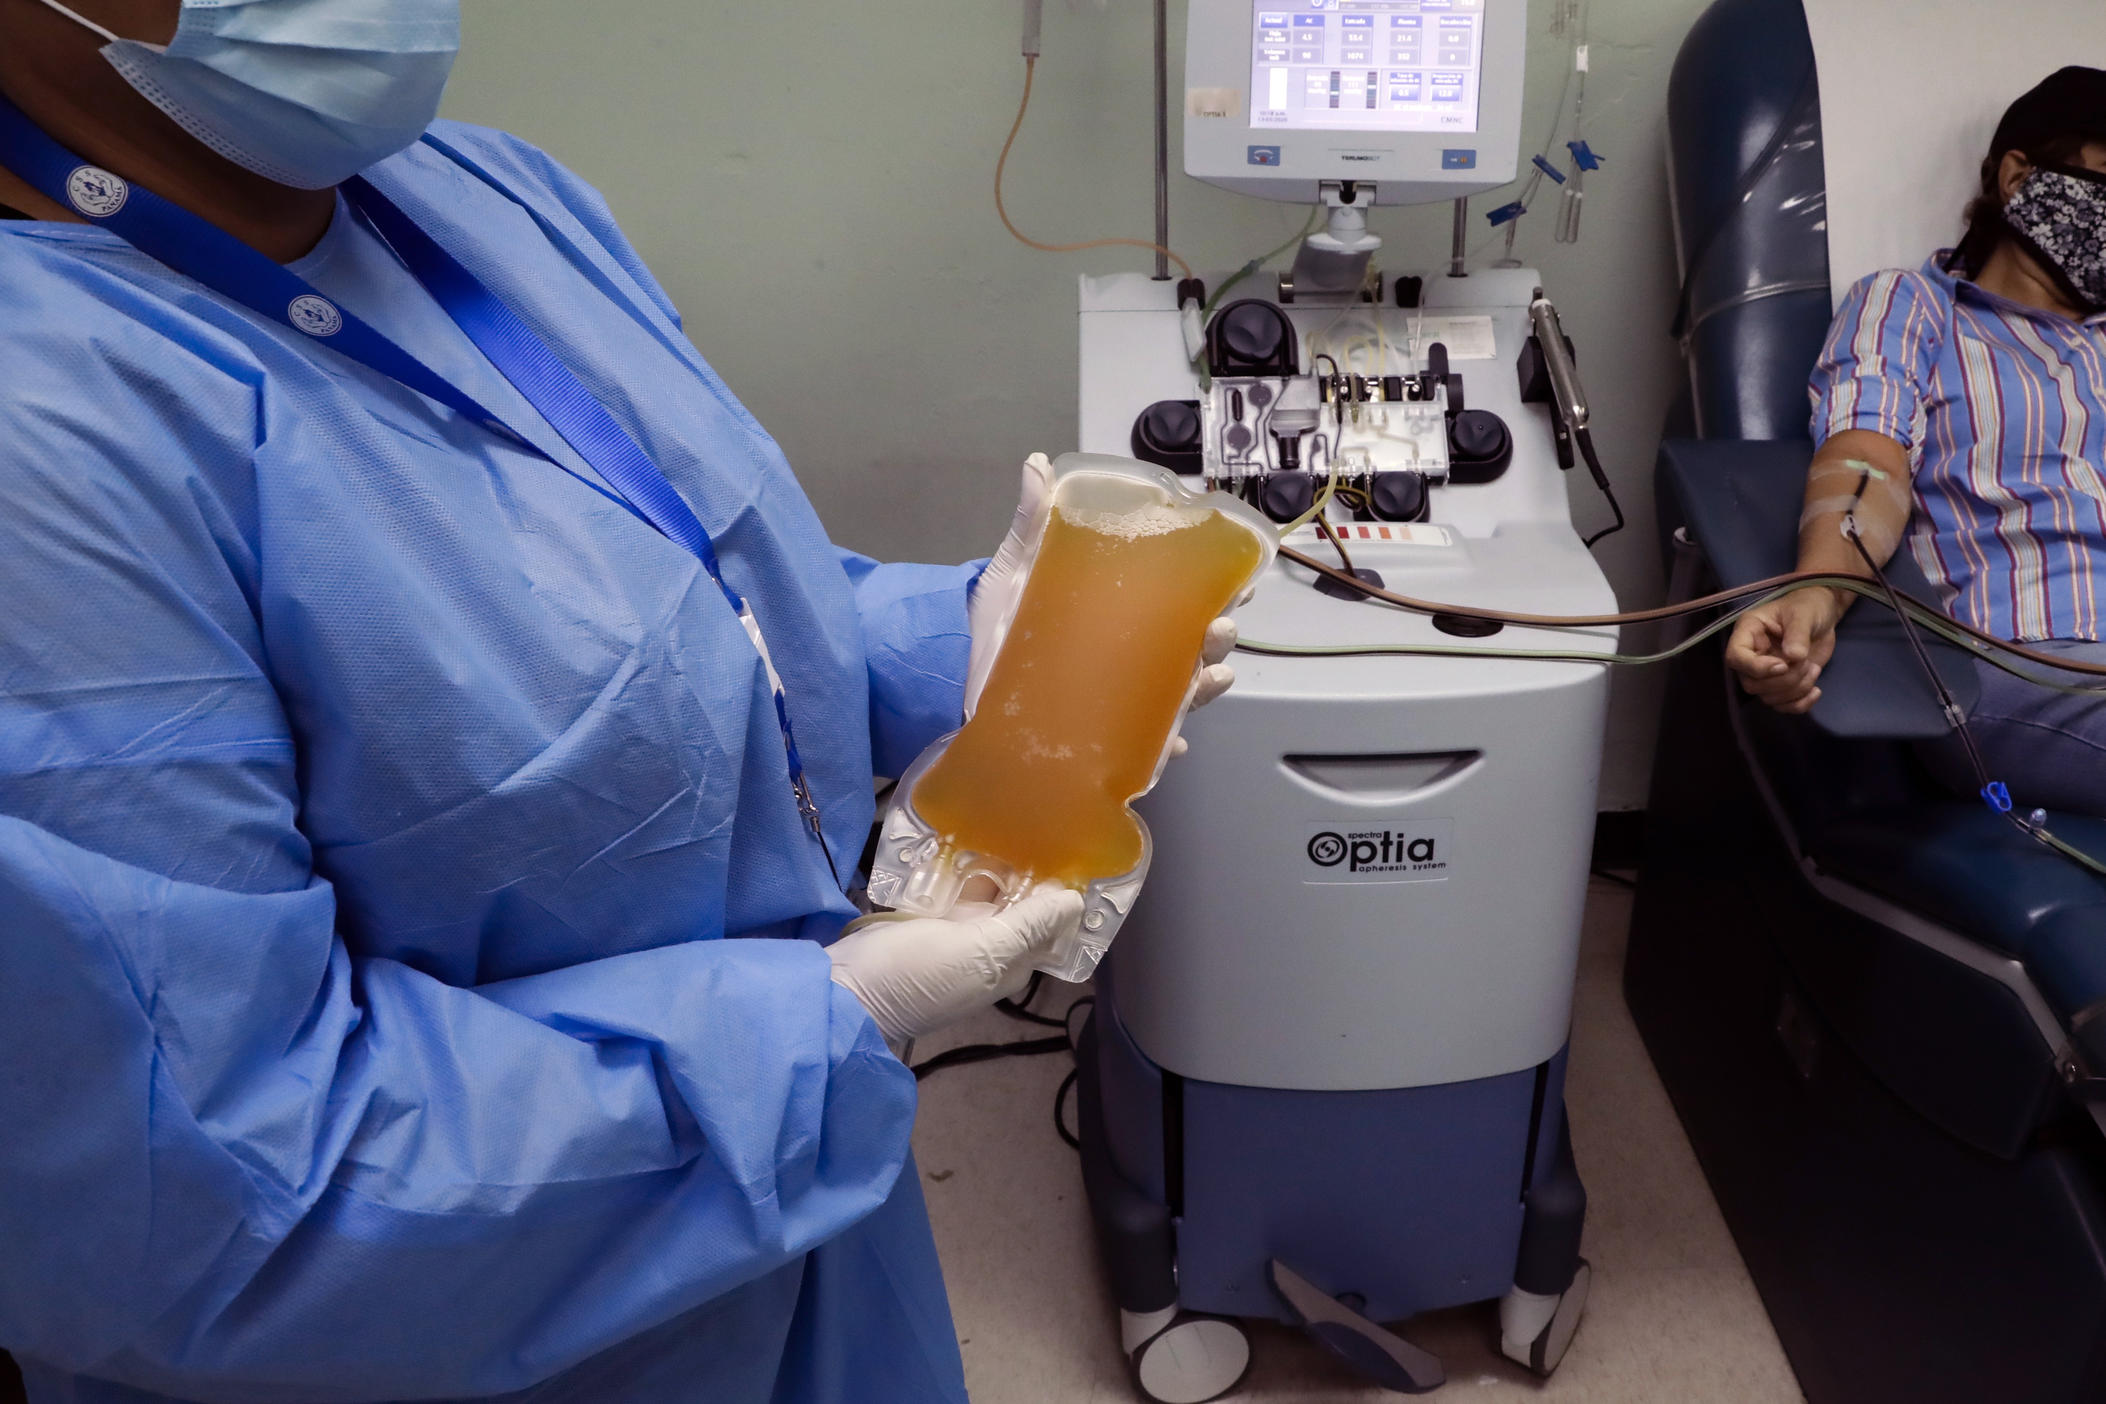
[0,97,840,881]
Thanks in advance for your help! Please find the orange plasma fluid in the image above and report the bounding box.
[912,498,1266,889]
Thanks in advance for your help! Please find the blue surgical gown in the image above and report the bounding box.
[0,122,978,1403]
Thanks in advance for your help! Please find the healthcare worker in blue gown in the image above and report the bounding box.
[0,1,1239,1401]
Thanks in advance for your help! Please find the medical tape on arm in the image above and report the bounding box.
[1800,457,1909,558]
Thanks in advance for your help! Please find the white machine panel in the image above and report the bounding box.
[1079,270,1616,1090]
[1185,0,1528,204]
[1079,267,1593,538]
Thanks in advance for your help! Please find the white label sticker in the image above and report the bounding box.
[1186,87,1242,119]
[1399,314,1498,361]
[1303,819,1454,885]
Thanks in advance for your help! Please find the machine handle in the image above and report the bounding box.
[1281,752,1483,806]
[1528,292,1590,431]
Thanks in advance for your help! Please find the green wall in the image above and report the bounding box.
[442,0,1715,808]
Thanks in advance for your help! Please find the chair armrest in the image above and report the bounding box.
[1656,437,1979,739]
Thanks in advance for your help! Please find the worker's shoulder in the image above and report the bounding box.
[0,223,137,325]
[409,120,616,220]
[404,120,686,331]
[0,226,267,377]
[0,231,263,489]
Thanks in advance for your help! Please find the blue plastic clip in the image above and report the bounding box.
[1982,780,2014,814]
[1531,154,1567,184]
[1486,200,1528,227]
[1566,139,1604,172]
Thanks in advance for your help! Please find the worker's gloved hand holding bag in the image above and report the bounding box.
[866,451,1273,984]
[829,885,1085,1045]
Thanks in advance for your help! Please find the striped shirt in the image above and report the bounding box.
[1810,254,2106,642]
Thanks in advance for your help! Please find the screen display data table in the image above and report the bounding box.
[1251,0,1486,134]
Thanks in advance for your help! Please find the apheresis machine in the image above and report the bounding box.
[1061,0,1618,1397]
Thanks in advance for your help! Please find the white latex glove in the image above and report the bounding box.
[1171,616,1239,759]
[829,884,1086,1046]
[965,453,1057,715]
[967,453,1240,757]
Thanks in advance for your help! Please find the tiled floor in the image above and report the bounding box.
[911,878,1806,1403]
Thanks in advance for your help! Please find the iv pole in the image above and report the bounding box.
[1153,0,1171,280]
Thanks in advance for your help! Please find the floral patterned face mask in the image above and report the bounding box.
[2003,164,2106,313]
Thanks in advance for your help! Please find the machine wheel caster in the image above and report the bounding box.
[1122,1306,1252,1404]
[1498,1257,1591,1376]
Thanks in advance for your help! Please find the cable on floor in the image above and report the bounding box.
[911,981,1093,1082]
[1054,1068,1081,1150]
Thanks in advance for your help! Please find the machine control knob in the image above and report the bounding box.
[1258,472,1316,525]
[1207,299,1300,379]
[1130,399,1203,475]
[1447,409,1514,484]
[1368,471,1428,523]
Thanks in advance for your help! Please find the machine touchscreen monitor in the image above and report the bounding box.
[1249,0,1487,135]
[1184,0,1523,204]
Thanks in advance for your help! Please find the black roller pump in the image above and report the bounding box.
[1258,472,1317,524]
[1447,409,1513,484]
[1369,471,1429,522]
[1206,300,1300,379]
[1131,399,1203,474]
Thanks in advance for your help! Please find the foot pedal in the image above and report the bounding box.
[1268,1259,1444,1394]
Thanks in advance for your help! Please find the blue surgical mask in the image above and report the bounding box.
[33,0,460,190]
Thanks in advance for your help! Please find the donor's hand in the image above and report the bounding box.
[1724,587,1846,715]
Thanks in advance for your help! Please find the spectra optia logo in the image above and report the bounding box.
[1308,832,1348,866]
[1306,828,1446,875]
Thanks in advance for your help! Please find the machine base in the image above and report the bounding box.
[1077,981,1589,1397]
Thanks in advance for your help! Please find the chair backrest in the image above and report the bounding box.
[1667,0,1832,441]
[1661,0,1973,782]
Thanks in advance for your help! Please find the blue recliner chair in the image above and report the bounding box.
[1625,2,2106,1401]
